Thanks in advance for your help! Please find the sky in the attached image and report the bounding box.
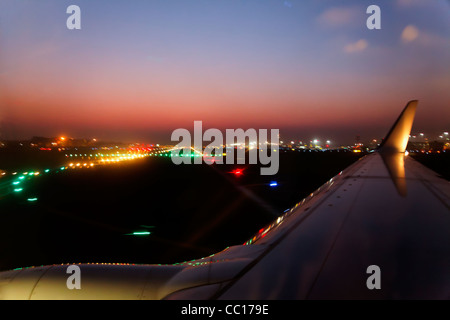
[0,0,449,145]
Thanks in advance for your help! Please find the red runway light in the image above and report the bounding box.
[231,168,244,176]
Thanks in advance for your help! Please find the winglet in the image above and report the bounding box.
[379,100,418,154]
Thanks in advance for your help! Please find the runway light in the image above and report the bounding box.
[27,198,38,202]
[14,188,23,192]
[125,231,151,236]
[231,169,244,176]
[269,181,278,187]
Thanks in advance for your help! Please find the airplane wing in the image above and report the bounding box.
[0,100,449,300]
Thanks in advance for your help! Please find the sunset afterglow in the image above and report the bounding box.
[0,0,448,144]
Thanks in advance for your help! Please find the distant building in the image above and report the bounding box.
[29,136,98,148]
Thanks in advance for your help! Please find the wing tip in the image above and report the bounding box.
[379,100,418,153]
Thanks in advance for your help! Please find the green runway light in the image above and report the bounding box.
[18,176,25,180]
[60,167,65,170]
[14,188,23,192]
[45,169,50,173]
[27,198,38,202]
[12,181,20,185]
[125,231,151,236]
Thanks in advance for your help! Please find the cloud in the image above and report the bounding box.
[401,25,419,43]
[344,39,368,53]
[417,31,450,47]
[400,25,449,47]
[317,7,359,27]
